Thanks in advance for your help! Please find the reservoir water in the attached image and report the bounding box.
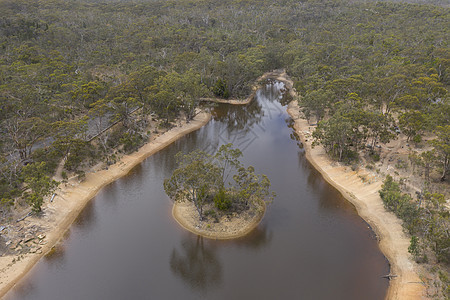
[6,82,389,300]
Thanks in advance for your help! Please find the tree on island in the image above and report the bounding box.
[164,144,274,221]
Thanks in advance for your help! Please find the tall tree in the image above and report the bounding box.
[164,150,221,220]
[429,125,450,181]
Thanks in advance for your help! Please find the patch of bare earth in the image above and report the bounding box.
[172,201,265,240]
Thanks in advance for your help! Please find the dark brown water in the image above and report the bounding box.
[6,82,389,300]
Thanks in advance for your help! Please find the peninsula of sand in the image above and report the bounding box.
[0,112,211,298]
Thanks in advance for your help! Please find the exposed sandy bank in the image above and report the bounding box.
[287,102,425,299]
[172,200,265,240]
[0,112,211,298]
[200,95,254,105]
[268,69,425,299]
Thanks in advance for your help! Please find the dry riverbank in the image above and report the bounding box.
[0,111,211,298]
[266,70,425,300]
[200,97,253,105]
[287,102,424,299]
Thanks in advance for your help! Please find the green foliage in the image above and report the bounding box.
[164,144,273,220]
[1,198,14,208]
[312,106,360,162]
[233,166,273,207]
[119,132,144,153]
[429,125,450,181]
[399,111,426,141]
[21,162,57,213]
[150,70,210,121]
[164,149,221,220]
[0,0,448,272]
[380,176,449,263]
[408,236,420,258]
[301,89,335,123]
[379,175,419,232]
[64,141,94,172]
[212,79,230,99]
[213,188,232,211]
[438,270,450,298]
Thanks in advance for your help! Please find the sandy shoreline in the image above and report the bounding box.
[200,94,254,105]
[266,71,424,299]
[0,111,211,298]
[287,102,424,299]
[172,200,265,240]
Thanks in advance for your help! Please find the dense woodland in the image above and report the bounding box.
[0,0,449,295]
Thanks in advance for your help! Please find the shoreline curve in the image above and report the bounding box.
[172,200,266,240]
[267,70,424,300]
[0,111,212,298]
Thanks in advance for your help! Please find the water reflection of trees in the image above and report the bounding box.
[73,199,97,230]
[170,225,272,292]
[227,224,272,250]
[305,163,356,213]
[285,117,303,148]
[209,81,292,142]
[211,100,264,135]
[262,80,292,106]
[170,235,222,292]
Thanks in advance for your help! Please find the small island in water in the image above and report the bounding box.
[164,143,274,239]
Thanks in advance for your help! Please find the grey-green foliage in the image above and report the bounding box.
[164,144,273,220]
[379,176,449,263]
[22,162,58,213]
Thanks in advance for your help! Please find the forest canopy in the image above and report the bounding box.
[0,0,448,215]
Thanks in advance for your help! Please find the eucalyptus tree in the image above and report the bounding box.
[164,144,273,220]
[164,150,222,220]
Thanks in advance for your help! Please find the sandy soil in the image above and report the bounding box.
[0,111,211,298]
[172,200,265,240]
[200,94,254,105]
[263,69,425,300]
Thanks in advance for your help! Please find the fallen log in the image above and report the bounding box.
[16,211,32,222]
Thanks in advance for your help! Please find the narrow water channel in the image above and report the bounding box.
[6,82,389,300]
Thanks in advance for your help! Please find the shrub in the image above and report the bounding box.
[212,79,230,99]
[408,236,420,258]
[213,189,232,211]
[120,132,144,153]
[379,175,420,233]
[369,151,380,162]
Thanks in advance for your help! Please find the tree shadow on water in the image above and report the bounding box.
[225,224,272,251]
[170,235,222,293]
